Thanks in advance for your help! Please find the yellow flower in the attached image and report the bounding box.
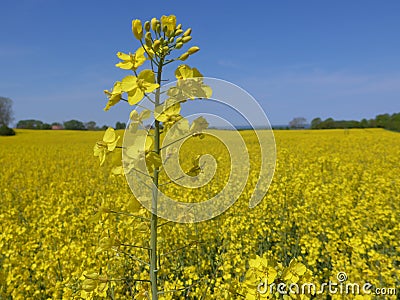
[169,65,212,101]
[103,81,122,111]
[282,258,307,283]
[132,19,143,40]
[93,128,120,165]
[115,47,146,70]
[160,15,176,37]
[154,99,181,122]
[120,70,159,105]
[174,64,203,79]
[186,155,202,177]
[190,116,209,133]
[129,109,151,133]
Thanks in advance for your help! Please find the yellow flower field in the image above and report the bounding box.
[0,128,399,299]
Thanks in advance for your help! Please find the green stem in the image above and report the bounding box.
[150,56,164,300]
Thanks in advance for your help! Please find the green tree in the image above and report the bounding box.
[41,123,52,130]
[311,117,322,129]
[63,119,85,130]
[0,125,15,136]
[360,118,369,128]
[387,113,400,131]
[85,121,97,130]
[115,121,126,130]
[17,119,43,129]
[375,113,390,128]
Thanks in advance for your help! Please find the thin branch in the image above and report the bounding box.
[108,210,150,222]
[121,97,153,111]
[157,221,172,228]
[159,133,193,151]
[126,166,153,180]
[142,92,156,104]
[120,243,151,250]
[160,241,200,257]
[159,162,206,187]
[164,59,177,66]
[131,279,151,283]
[157,277,205,295]
[120,251,150,266]
[159,174,186,186]
[139,40,158,67]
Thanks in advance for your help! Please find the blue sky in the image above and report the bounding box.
[1,0,399,127]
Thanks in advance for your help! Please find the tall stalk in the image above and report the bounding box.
[150,57,164,300]
[99,15,200,299]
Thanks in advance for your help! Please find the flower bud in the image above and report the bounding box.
[175,42,183,49]
[155,23,161,34]
[151,18,158,31]
[144,21,151,32]
[162,46,169,53]
[182,36,192,43]
[169,36,175,43]
[145,32,152,47]
[176,24,182,30]
[178,52,190,61]
[132,19,143,40]
[183,28,192,37]
[175,29,183,36]
[153,40,161,52]
[176,37,182,43]
[187,46,200,54]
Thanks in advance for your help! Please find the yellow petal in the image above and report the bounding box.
[112,81,122,93]
[121,75,138,92]
[139,109,151,121]
[107,136,120,151]
[127,88,144,105]
[190,116,209,132]
[160,15,176,36]
[103,127,116,143]
[146,152,162,170]
[192,67,203,78]
[115,61,134,70]
[201,85,212,98]
[130,110,139,121]
[132,47,146,69]
[138,69,155,83]
[104,93,122,112]
[144,82,159,93]
[116,52,131,61]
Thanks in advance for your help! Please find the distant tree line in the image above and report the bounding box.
[311,113,400,131]
[16,119,127,130]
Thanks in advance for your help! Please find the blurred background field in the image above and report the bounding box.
[0,129,399,299]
